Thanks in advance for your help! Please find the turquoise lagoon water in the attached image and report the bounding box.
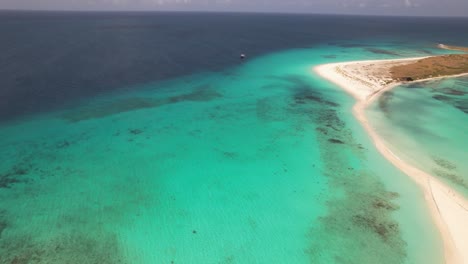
[0,43,448,263]
[367,75,468,197]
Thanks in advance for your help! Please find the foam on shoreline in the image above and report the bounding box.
[314,58,468,264]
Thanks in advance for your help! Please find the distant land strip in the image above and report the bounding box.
[438,43,468,52]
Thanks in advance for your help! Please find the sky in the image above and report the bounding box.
[1,0,468,17]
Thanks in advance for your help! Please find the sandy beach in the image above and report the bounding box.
[314,58,468,264]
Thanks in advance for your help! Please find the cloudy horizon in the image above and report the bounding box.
[1,0,468,17]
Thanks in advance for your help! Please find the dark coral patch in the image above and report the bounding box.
[0,164,31,189]
[372,197,399,211]
[432,168,468,189]
[222,151,238,159]
[62,85,222,122]
[432,156,457,170]
[352,214,399,241]
[433,94,451,102]
[294,91,339,107]
[419,49,434,55]
[378,91,394,115]
[0,222,6,239]
[315,127,328,135]
[0,176,20,189]
[365,48,400,56]
[269,75,340,107]
[56,140,71,149]
[168,85,222,103]
[129,129,143,135]
[293,84,406,263]
[328,138,345,144]
[432,94,468,114]
[0,211,7,239]
[455,101,468,114]
[439,88,467,96]
[62,98,164,122]
[404,83,423,89]
[0,232,127,264]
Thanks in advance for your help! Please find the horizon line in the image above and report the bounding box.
[0,9,467,19]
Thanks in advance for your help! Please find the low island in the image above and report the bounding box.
[315,51,468,264]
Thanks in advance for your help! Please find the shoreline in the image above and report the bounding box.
[314,58,468,264]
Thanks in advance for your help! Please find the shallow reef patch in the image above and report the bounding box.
[284,82,406,263]
[0,162,32,189]
[62,85,223,122]
[328,138,345,144]
[404,83,423,89]
[0,211,7,240]
[256,97,287,122]
[432,168,468,190]
[0,231,127,264]
[273,75,340,108]
[365,48,400,56]
[432,156,457,170]
[129,128,144,135]
[432,94,468,114]
[377,91,394,116]
[438,88,467,96]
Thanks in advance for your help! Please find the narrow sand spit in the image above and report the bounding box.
[314,58,468,264]
[438,43,468,53]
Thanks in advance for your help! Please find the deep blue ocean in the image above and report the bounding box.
[1,11,468,121]
[1,11,467,264]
